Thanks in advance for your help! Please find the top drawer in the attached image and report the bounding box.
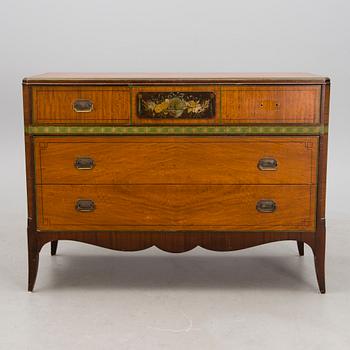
[32,86,130,124]
[221,85,321,124]
[31,85,321,125]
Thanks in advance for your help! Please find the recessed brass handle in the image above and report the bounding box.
[75,157,95,170]
[75,199,95,212]
[258,157,278,171]
[73,99,94,113]
[256,200,276,213]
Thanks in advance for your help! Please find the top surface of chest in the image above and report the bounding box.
[23,72,328,84]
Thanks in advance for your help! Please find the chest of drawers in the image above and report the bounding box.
[23,73,330,292]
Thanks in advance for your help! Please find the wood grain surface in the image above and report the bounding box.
[23,72,329,85]
[221,85,321,124]
[36,184,316,231]
[32,86,130,124]
[31,84,322,125]
[34,136,318,185]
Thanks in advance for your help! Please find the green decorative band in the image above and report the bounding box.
[25,125,327,135]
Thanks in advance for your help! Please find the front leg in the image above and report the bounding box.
[313,227,326,294]
[51,241,58,256]
[27,225,39,292]
[297,241,304,256]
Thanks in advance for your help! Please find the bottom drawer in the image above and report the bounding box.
[36,185,316,231]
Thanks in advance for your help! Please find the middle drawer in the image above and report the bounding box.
[34,136,318,185]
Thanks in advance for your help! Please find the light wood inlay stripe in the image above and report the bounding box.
[25,125,327,135]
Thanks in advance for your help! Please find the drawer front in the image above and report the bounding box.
[36,184,316,231]
[222,86,321,124]
[31,85,321,125]
[32,87,130,124]
[131,86,221,124]
[34,136,318,185]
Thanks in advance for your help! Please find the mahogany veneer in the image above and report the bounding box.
[36,184,316,231]
[32,86,130,124]
[221,85,321,124]
[23,73,330,292]
[34,136,317,185]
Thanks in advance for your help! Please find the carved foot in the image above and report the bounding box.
[28,249,39,292]
[297,241,304,256]
[27,221,40,292]
[313,228,326,294]
[51,241,58,256]
[314,250,326,294]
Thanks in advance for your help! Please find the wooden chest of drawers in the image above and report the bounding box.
[23,73,330,292]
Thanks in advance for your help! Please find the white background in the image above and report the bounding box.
[0,1,349,349]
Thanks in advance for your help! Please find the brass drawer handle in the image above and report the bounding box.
[258,157,278,171]
[76,199,95,212]
[256,200,276,213]
[73,99,94,112]
[75,157,95,170]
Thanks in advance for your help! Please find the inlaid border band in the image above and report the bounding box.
[25,125,327,135]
